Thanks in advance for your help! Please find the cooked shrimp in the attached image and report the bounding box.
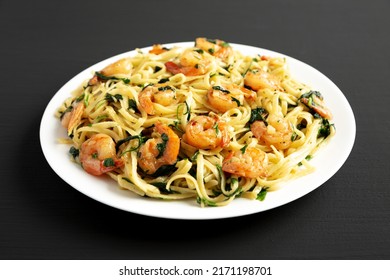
[244,69,283,91]
[251,114,293,150]
[299,91,333,119]
[138,85,177,115]
[207,84,256,113]
[149,44,168,55]
[195,37,232,60]
[165,48,211,76]
[138,123,180,174]
[79,134,124,176]
[183,115,230,149]
[61,101,84,135]
[88,57,133,85]
[222,147,267,178]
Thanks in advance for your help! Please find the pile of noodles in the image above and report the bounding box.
[57,39,335,207]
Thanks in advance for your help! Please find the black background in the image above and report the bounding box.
[1,0,389,259]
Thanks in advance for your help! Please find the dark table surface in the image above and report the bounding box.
[1,0,389,260]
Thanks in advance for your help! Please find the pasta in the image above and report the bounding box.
[56,38,335,207]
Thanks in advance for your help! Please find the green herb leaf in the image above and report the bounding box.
[105,93,123,103]
[196,196,217,207]
[212,85,230,94]
[190,150,200,162]
[142,83,154,90]
[103,158,115,167]
[256,188,268,201]
[216,164,223,181]
[299,90,323,101]
[69,146,79,159]
[158,85,174,91]
[213,122,220,135]
[169,121,183,133]
[158,78,170,84]
[116,135,146,153]
[128,99,139,113]
[161,133,169,142]
[298,155,313,166]
[95,114,108,123]
[206,38,217,44]
[249,107,268,124]
[240,144,248,154]
[76,94,85,102]
[122,177,133,184]
[59,106,72,120]
[184,101,191,121]
[156,133,169,158]
[231,96,241,107]
[95,71,130,84]
[318,118,334,138]
[291,131,298,141]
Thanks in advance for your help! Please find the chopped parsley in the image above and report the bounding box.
[95,71,130,84]
[105,93,123,103]
[169,120,184,133]
[60,105,73,120]
[216,164,223,181]
[212,85,230,94]
[213,122,220,135]
[249,107,268,124]
[196,196,217,207]
[158,78,170,84]
[291,131,298,141]
[231,96,241,107]
[183,101,191,121]
[128,99,139,113]
[299,90,323,104]
[69,146,79,159]
[298,155,313,166]
[116,134,146,154]
[256,188,268,201]
[318,118,334,138]
[206,38,217,44]
[156,133,169,158]
[190,150,200,162]
[95,114,108,123]
[122,177,133,184]
[103,158,115,167]
[158,85,174,91]
[240,144,248,154]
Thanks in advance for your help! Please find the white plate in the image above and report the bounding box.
[40,42,356,220]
